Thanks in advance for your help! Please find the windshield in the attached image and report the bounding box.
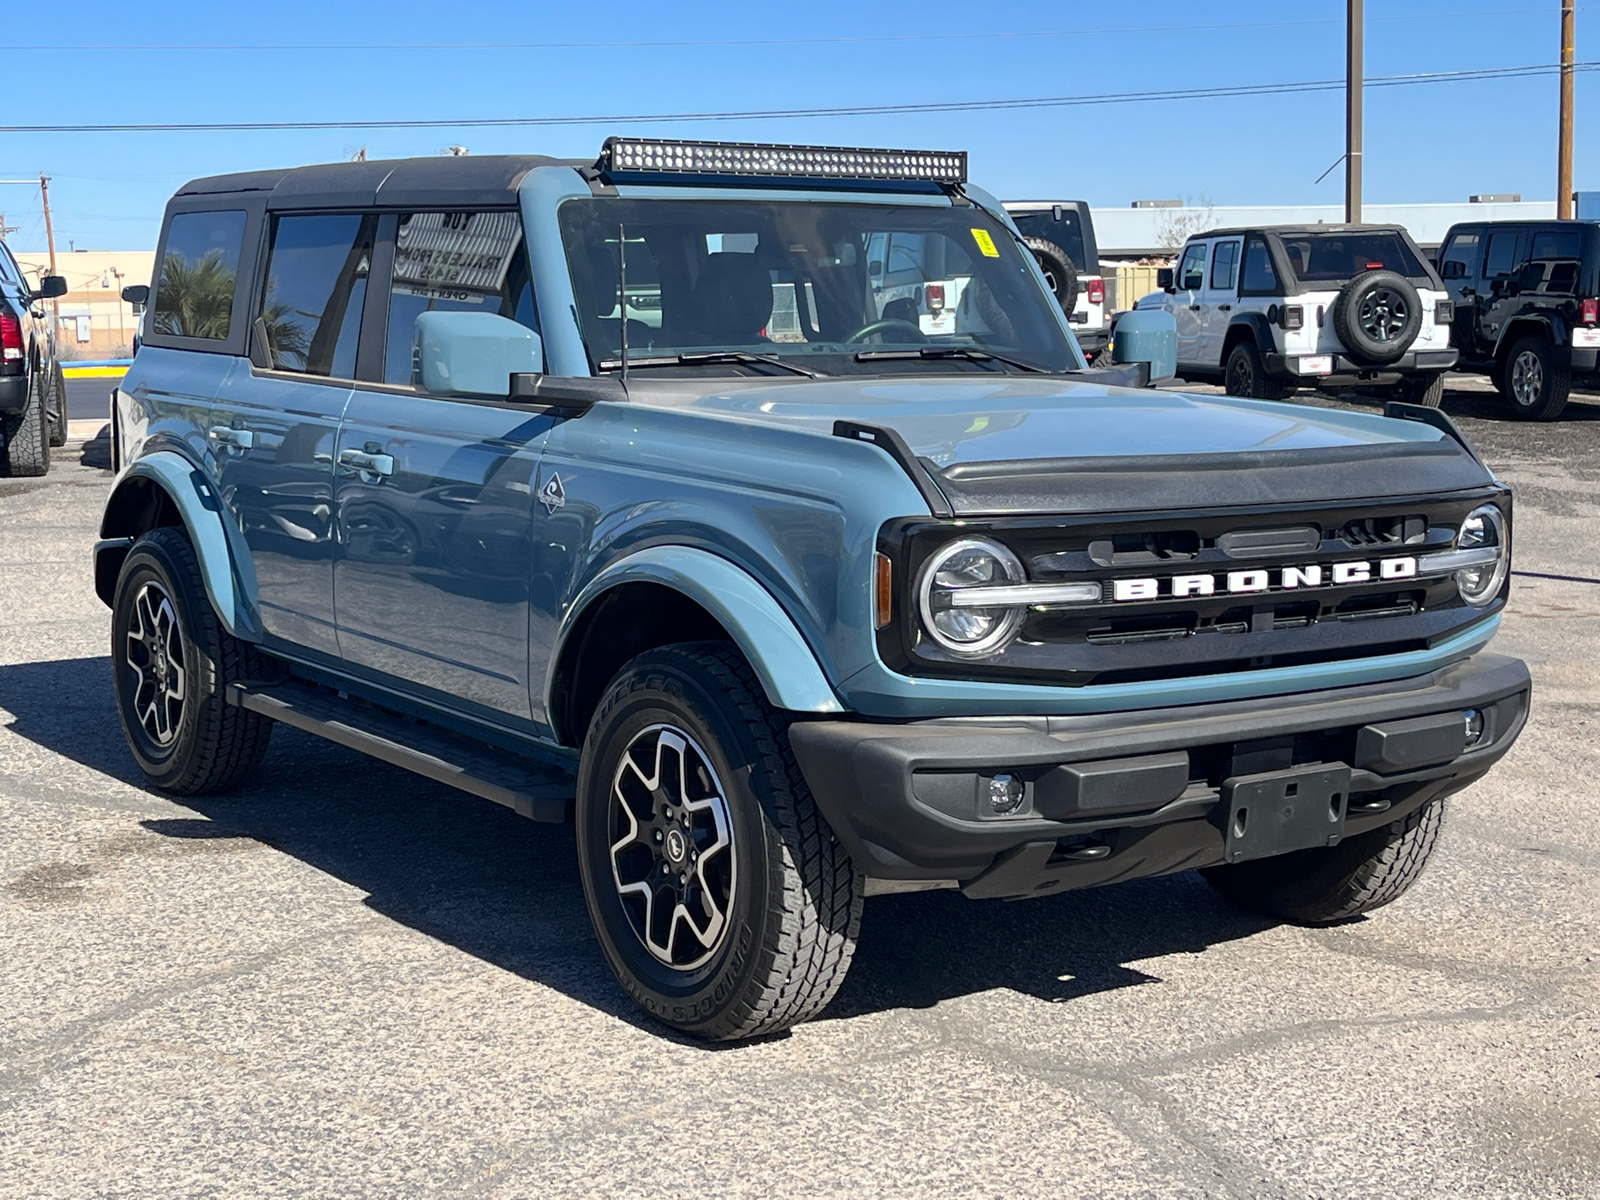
[1276,231,1428,283]
[558,197,1080,376]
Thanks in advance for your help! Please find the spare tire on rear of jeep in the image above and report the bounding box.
[1332,270,1422,365]
[1023,237,1079,315]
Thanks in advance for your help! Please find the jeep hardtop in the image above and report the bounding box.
[97,140,1527,1040]
[1139,224,1458,407]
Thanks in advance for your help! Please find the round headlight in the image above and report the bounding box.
[1455,503,1509,606]
[917,538,1027,656]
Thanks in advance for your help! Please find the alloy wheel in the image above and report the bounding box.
[608,723,736,970]
[1357,287,1410,344]
[125,581,187,748]
[1510,349,1544,408]
[1227,354,1253,396]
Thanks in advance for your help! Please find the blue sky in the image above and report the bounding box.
[1,0,1593,252]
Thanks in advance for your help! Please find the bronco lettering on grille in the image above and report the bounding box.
[1111,556,1418,602]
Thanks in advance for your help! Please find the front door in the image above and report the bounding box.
[332,208,550,721]
[1437,228,1484,357]
[213,211,375,658]
[1170,242,1209,366]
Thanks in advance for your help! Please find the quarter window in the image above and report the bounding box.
[1528,229,1583,294]
[1177,243,1207,291]
[259,213,378,377]
[383,210,537,385]
[154,210,247,341]
[1240,238,1278,294]
[1209,240,1240,290]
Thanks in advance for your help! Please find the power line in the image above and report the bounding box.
[0,61,1591,135]
[4,7,1585,53]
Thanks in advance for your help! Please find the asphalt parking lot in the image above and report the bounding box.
[2,378,1597,1199]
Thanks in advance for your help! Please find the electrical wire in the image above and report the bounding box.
[0,62,1591,134]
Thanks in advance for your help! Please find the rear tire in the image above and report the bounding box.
[1499,333,1570,420]
[1,368,50,477]
[46,362,67,447]
[575,642,863,1040]
[111,527,274,794]
[1225,339,1295,401]
[1201,800,1446,925]
[1391,372,1446,408]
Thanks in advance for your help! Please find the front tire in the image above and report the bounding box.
[1225,340,1295,401]
[2,368,50,477]
[1498,333,1570,420]
[111,527,274,794]
[575,642,862,1040]
[1200,800,1446,925]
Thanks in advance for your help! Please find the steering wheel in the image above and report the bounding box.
[843,318,929,345]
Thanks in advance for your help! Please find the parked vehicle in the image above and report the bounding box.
[97,142,1526,1040]
[0,242,68,475]
[1436,219,1600,420]
[1138,224,1457,406]
[1003,201,1108,354]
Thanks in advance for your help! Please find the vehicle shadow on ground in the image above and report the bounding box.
[0,655,1277,1041]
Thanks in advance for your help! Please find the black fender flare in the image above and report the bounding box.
[1223,312,1277,361]
[1492,310,1568,359]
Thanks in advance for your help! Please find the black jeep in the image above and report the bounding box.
[1437,220,1600,420]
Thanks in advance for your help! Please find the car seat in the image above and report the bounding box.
[691,253,774,345]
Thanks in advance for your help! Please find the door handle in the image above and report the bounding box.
[338,448,395,479]
[1189,304,1202,311]
[209,425,255,451]
[1216,303,1232,312]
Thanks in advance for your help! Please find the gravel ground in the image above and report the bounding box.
[1,377,1596,1199]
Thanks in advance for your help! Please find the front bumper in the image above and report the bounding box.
[1264,348,1458,381]
[790,652,1529,899]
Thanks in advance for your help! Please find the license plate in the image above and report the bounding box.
[1217,764,1351,864]
[1573,327,1600,348]
[1298,355,1333,375]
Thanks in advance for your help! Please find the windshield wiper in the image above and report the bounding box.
[597,351,823,378]
[852,346,1050,374]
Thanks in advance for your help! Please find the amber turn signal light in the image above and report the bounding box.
[874,552,893,629]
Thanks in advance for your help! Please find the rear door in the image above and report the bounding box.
[1201,236,1243,363]
[332,208,553,722]
[212,211,374,658]
[1479,226,1527,354]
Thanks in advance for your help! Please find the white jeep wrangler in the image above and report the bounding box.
[1136,224,1457,406]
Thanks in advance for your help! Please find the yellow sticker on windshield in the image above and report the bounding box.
[970,228,1000,257]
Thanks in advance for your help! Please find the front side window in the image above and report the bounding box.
[1209,240,1240,290]
[1439,232,1481,281]
[558,198,1078,376]
[154,210,247,340]
[1176,243,1207,290]
[1240,237,1278,294]
[382,210,537,384]
[259,213,377,376]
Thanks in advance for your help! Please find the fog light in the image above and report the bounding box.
[1463,709,1485,747]
[988,774,1026,815]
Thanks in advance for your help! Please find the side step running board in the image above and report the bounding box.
[227,680,574,822]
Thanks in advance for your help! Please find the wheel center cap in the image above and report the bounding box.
[664,828,687,865]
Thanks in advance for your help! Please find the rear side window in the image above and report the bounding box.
[1484,231,1520,280]
[154,210,247,340]
[260,213,378,377]
[1209,240,1240,290]
[1240,237,1278,294]
[382,210,536,384]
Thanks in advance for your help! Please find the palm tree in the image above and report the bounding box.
[152,250,236,339]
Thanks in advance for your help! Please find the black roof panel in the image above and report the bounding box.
[175,154,589,209]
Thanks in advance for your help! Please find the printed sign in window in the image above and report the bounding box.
[392,211,523,301]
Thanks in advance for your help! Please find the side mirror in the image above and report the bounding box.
[1110,308,1178,384]
[414,311,542,397]
[1440,260,1466,280]
[36,275,68,300]
[1156,267,1174,292]
[121,284,149,304]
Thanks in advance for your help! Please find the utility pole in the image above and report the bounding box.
[1346,0,1363,224]
[39,174,59,327]
[1559,0,1575,218]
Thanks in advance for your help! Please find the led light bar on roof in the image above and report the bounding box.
[599,137,967,185]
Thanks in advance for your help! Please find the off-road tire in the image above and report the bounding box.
[1225,339,1295,401]
[111,527,274,794]
[575,641,863,1040]
[1498,333,1570,421]
[46,362,68,447]
[1200,800,1446,925]
[1391,372,1446,408]
[1023,237,1080,315]
[1332,270,1422,365]
[1,367,50,477]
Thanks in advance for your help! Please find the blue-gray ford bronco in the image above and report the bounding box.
[97,139,1529,1040]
